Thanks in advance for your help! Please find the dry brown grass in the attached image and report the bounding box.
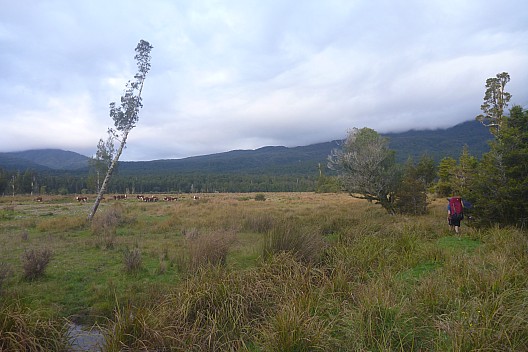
[1,193,527,351]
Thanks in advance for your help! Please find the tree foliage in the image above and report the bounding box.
[476,72,511,136]
[88,131,115,193]
[88,40,153,221]
[328,128,400,213]
[468,104,528,228]
[396,155,436,215]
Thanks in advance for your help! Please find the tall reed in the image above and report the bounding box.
[0,302,68,351]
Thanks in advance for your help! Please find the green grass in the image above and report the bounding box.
[1,193,527,351]
[437,236,481,252]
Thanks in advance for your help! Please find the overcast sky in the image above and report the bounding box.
[1,0,527,161]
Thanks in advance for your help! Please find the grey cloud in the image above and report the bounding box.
[1,0,527,161]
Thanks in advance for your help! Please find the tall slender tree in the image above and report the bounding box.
[476,72,511,135]
[88,40,153,221]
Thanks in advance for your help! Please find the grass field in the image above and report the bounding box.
[1,192,527,351]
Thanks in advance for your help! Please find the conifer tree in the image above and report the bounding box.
[435,157,457,197]
[469,104,528,227]
[476,72,511,135]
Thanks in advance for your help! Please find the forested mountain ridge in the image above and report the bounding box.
[0,120,492,175]
[1,149,89,170]
[385,119,492,162]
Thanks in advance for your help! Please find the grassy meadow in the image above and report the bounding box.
[0,192,527,351]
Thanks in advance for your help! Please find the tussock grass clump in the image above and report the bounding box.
[178,229,237,273]
[263,220,327,264]
[242,211,276,233]
[92,204,126,249]
[20,230,29,241]
[0,262,13,294]
[257,300,335,351]
[0,302,68,351]
[91,203,124,235]
[21,248,52,280]
[123,247,142,273]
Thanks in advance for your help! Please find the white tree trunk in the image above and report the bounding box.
[87,130,129,221]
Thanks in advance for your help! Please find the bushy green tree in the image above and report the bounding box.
[435,157,457,197]
[453,145,478,196]
[469,104,528,227]
[315,163,341,193]
[0,169,7,195]
[328,128,400,213]
[395,155,436,215]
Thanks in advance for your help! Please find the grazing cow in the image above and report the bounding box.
[136,195,144,201]
[163,196,177,201]
[76,196,88,202]
[193,195,200,200]
[34,197,43,202]
[113,194,127,200]
[144,196,159,202]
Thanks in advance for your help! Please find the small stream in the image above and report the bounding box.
[67,323,105,352]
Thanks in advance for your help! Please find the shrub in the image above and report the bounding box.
[91,204,124,236]
[123,248,142,273]
[255,193,266,201]
[20,230,29,242]
[21,249,52,280]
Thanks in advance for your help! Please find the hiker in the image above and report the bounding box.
[447,196,464,234]
[447,198,454,231]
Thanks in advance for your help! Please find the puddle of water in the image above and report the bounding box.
[67,323,105,352]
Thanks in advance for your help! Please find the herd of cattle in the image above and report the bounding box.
[76,194,198,202]
[33,195,200,203]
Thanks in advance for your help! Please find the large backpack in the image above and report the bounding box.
[449,197,464,220]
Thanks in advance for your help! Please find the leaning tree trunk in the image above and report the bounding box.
[87,130,130,221]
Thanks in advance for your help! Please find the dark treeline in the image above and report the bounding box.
[0,168,318,196]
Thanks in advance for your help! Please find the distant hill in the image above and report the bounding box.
[385,120,492,162]
[0,120,492,175]
[119,141,342,176]
[0,153,52,171]
[0,149,89,171]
